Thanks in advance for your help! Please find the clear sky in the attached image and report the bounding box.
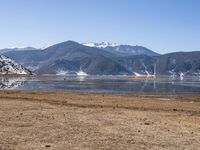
[0,0,199,54]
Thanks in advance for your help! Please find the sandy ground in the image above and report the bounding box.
[0,91,199,150]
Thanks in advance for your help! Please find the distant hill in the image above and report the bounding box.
[0,47,39,54]
[118,55,157,75]
[156,51,200,75]
[4,41,200,76]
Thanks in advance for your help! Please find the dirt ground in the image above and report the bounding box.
[0,91,199,150]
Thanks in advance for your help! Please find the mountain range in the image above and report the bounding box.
[1,41,200,76]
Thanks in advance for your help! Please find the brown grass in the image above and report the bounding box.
[0,91,199,150]
[124,76,162,81]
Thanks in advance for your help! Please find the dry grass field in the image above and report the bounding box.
[0,91,199,150]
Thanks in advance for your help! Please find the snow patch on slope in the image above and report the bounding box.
[56,69,88,76]
[133,72,146,77]
[0,55,31,75]
[77,70,88,76]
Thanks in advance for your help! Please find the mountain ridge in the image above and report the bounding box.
[0,47,40,54]
[83,42,159,56]
[3,40,200,76]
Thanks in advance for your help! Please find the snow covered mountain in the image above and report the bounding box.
[0,54,32,75]
[83,42,159,56]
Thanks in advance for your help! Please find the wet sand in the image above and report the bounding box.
[0,91,199,150]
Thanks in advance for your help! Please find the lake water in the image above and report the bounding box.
[0,76,200,94]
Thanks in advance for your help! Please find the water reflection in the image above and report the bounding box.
[0,76,200,94]
[0,77,25,90]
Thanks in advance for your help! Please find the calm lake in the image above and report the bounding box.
[0,76,200,94]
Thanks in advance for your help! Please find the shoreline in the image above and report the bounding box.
[0,91,199,149]
[0,74,200,82]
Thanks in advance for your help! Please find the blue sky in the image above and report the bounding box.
[0,0,199,54]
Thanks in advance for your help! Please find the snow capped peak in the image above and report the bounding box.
[83,42,119,48]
